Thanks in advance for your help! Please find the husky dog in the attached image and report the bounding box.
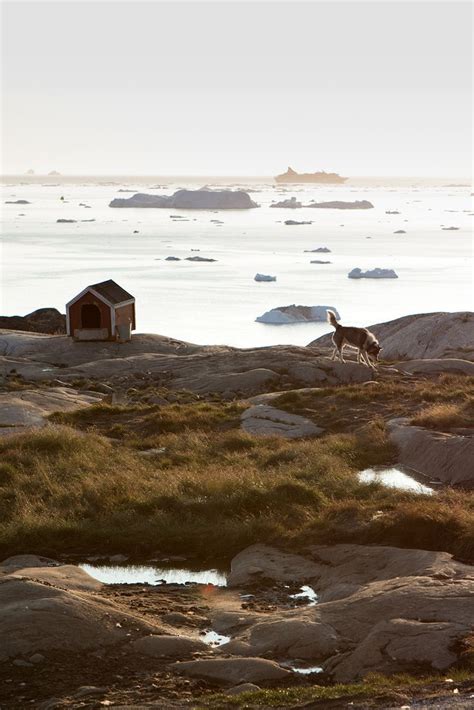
[327,310,382,368]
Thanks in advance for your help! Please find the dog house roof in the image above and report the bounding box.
[89,280,134,305]
[66,279,134,309]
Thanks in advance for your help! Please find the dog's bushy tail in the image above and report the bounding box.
[327,309,339,328]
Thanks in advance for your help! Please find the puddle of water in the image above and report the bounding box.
[282,662,324,675]
[358,466,435,495]
[289,584,318,605]
[201,630,231,647]
[80,564,227,587]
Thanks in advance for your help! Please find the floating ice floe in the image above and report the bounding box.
[254,274,277,282]
[348,268,398,279]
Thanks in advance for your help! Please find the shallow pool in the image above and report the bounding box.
[358,466,435,495]
[80,563,227,587]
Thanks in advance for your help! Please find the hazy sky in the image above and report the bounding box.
[2,0,472,176]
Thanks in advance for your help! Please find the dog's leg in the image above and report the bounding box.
[362,351,376,369]
[357,349,362,364]
[339,346,346,363]
[330,346,338,361]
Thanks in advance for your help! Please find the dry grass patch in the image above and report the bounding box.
[411,398,474,430]
[0,416,473,562]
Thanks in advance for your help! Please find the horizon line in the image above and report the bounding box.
[1,173,472,180]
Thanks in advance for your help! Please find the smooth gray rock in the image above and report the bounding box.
[388,417,474,487]
[248,619,338,659]
[395,358,474,376]
[326,618,467,681]
[241,404,323,439]
[0,577,157,661]
[132,634,207,658]
[226,544,474,677]
[0,387,104,436]
[172,657,291,684]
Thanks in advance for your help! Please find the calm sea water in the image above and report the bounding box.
[1,177,472,347]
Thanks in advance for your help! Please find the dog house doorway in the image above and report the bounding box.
[81,303,101,328]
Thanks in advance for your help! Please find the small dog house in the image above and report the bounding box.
[66,279,136,342]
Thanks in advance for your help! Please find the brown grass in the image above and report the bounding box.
[411,398,474,430]
[0,410,473,563]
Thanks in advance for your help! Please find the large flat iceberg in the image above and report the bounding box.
[256,305,340,324]
[109,188,259,210]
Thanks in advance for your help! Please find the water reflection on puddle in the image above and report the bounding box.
[289,585,318,605]
[358,466,435,495]
[201,630,231,647]
[80,564,227,587]
[282,663,323,675]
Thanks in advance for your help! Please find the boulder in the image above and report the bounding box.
[388,417,474,487]
[254,273,277,282]
[132,634,207,658]
[256,305,340,325]
[109,188,258,209]
[0,308,66,334]
[172,657,291,684]
[0,577,158,661]
[241,405,323,439]
[227,544,474,679]
[248,619,339,659]
[348,267,398,279]
[0,556,102,593]
[228,544,322,587]
[228,543,470,599]
[327,618,468,681]
[0,388,105,436]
